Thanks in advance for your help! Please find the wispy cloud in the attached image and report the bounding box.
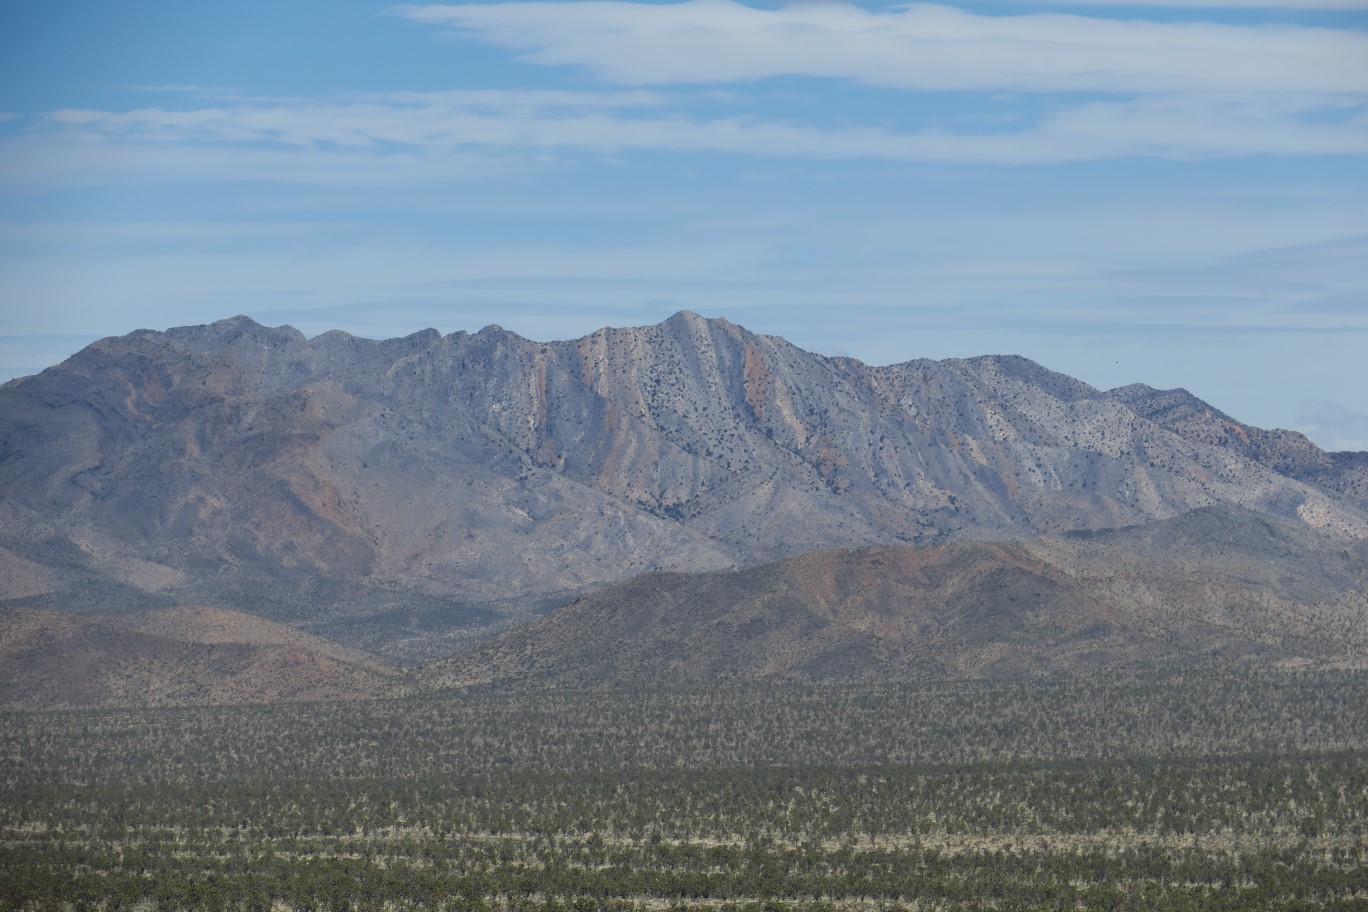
[1003,0,1368,9]
[4,3,1363,188]
[2,87,1363,190]
[393,1,1368,94]
[41,89,668,148]
[1298,401,1368,452]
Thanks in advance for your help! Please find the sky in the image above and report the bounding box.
[1,0,1366,450]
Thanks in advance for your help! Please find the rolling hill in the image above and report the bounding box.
[0,605,401,709]
[427,506,1368,687]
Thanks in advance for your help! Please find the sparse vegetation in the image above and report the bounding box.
[3,667,1366,910]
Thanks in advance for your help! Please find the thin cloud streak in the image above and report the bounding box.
[1007,0,1368,9]
[3,89,1364,190]
[394,1,1368,94]
[1298,401,1368,453]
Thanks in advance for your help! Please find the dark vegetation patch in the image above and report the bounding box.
[3,668,1366,911]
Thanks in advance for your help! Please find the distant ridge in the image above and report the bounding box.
[1105,383,1368,509]
[427,506,1368,688]
[0,605,400,709]
[2,312,1366,659]
[4,506,1365,707]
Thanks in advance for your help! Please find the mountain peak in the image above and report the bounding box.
[660,309,730,334]
[665,309,707,325]
[165,314,306,347]
[213,314,264,330]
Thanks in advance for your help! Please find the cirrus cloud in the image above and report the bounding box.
[393,1,1368,94]
[0,86,1362,192]
[1003,0,1368,9]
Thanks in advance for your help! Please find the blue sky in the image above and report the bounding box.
[2,0,1366,449]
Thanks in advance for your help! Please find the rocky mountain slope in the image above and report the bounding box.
[428,506,1368,687]
[2,312,1365,658]
[1104,383,1368,510]
[0,605,400,709]
[6,506,1365,707]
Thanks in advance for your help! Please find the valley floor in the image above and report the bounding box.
[2,667,1366,911]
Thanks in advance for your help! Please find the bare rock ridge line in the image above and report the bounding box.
[2,311,1366,662]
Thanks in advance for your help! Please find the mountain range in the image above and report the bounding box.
[1,312,1366,703]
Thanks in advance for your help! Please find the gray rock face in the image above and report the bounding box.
[1103,383,1368,509]
[2,311,1365,657]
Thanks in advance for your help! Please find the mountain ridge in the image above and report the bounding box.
[0,604,401,709]
[2,312,1365,659]
[428,505,1368,688]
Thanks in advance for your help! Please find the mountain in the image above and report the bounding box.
[2,312,1366,659]
[1104,383,1368,510]
[427,506,1368,687]
[0,605,401,710]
